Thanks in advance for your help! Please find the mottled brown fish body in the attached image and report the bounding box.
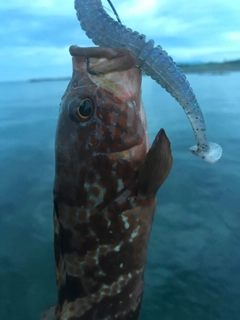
[51,47,173,320]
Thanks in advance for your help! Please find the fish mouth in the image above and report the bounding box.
[70,46,141,103]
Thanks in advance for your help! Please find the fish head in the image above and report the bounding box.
[54,47,149,206]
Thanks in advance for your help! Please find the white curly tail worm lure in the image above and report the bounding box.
[74,0,222,163]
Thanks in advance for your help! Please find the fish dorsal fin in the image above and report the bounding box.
[138,128,173,198]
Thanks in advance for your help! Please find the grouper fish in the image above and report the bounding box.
[41,47,173,320]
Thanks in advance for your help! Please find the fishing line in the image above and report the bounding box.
[106,0,122,24]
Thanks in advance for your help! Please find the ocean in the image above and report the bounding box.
[0,72,239,320]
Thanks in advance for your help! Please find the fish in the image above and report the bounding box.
[41,46,173,320]
[74,0,222,163]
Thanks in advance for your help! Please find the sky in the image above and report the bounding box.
[0,0,240,81]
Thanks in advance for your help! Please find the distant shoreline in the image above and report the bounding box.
[26,59,240,83]
[179,59,240,74]
[29,76,71,83]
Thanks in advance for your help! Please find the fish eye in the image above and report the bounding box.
[77,98,94,120]
[67,95,95,123]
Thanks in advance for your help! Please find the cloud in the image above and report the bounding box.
[0,0,239,81]
[0,0,74,15]
[117,0,161,18]
[224,32,240,41]
[1,7,83,48]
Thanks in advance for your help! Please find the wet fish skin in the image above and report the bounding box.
[44,47,173,320]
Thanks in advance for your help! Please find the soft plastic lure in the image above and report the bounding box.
[74,0,222,163]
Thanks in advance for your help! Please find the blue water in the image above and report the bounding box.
[0,73,240,320]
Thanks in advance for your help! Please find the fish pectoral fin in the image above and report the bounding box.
[138,128,173,198]
[40,304,56,320]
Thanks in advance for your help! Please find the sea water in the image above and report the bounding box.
[0,72,239,320]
